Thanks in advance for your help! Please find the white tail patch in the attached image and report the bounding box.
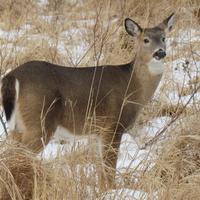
[7,79,21,131]
[15,79,19,100]
[8,103,25,132]
[7,110,16,131]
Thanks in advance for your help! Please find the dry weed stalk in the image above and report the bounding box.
[0,142,50,200]
[137,114,200,199]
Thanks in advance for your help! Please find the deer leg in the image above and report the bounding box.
[9,123,47,153]
[99,132,122,190]
[11,117,58,154]
[10,99,60,153]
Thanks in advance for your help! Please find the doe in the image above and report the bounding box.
[1,13,174,189]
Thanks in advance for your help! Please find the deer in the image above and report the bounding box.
[1,13,174,190]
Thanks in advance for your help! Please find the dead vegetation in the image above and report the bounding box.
[0,0,200,199]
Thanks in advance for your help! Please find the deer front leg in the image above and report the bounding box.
[99,132,122,191]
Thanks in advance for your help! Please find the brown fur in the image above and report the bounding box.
[1,14,174,190]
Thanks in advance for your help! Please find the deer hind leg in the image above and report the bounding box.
[9,99,60,154]
[99,132,122,190]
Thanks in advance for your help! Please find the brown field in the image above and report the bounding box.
[1,0,200,199]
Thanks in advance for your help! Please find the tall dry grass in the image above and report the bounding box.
[0,0,200,199]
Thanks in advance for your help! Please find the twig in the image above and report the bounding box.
[141,85,200,149]
[0,113,8,138]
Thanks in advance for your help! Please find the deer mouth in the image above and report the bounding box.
[153,50,166,60]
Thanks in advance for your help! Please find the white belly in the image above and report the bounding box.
[53,125,83,140]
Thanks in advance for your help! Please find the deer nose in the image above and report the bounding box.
[153,49,166,60]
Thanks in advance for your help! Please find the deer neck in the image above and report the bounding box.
[129,57,163,104]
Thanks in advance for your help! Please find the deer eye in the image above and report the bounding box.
[162,37,165,42]
[144,39,150,43]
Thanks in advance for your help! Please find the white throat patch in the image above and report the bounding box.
[148,58,164,75]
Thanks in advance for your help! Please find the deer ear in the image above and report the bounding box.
[159,13,175,35]
[125,18,143,38]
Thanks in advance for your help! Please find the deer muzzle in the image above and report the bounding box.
[153,49,166,60]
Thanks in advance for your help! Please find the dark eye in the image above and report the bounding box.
[144,39,149,43]
[162,37,165,42]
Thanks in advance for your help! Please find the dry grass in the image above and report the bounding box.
[0,140,103,199]
[1,0,200,199]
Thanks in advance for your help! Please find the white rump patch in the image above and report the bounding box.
[8,110,15,131]
[8,79,22,131]
[148,58,164,75]
[15,79,19,100]
[54,125,83,140]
